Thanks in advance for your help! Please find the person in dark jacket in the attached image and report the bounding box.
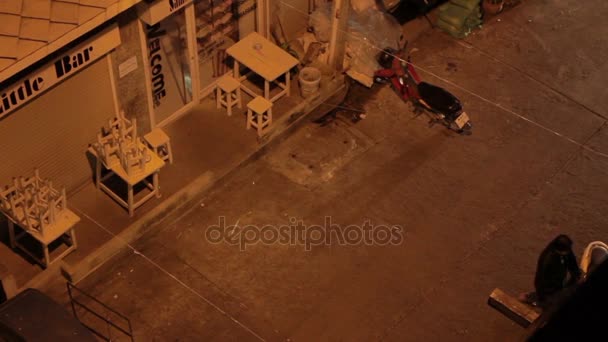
[533,234,582,308]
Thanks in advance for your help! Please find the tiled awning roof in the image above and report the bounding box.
[0,0,141,83]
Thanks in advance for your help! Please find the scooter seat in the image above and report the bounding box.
[418,82,462,117]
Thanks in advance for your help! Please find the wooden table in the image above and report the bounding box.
[88,143,165,217]
[226,32,299,102]
[6,209,80,268]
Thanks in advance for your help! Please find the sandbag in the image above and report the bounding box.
[436,18,468,38]
[450,0,481,10]
[438,4,470,27]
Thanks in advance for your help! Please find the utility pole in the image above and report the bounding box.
[257,0,271,38]
[327,0,350,72]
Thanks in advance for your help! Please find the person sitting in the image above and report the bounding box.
[520,234,582,309]
[534,234,582,308]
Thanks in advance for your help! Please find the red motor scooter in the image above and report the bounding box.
[374,43,472,135]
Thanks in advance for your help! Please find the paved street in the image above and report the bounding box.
[70,1,608,340]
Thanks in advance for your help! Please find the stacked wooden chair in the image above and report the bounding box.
[0,169,79,268]
[92,111,149,176]
[0,170,67,234]
[90,111,166,217]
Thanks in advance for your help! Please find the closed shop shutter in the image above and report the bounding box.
[0,57,115,193]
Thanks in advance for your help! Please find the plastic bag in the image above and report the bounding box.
[347,7,402,79]
[309,3,403,85]
[309,4,333,42]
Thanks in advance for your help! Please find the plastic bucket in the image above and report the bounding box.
[299,67,321,98]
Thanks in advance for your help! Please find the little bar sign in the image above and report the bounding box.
[0,25,121,120]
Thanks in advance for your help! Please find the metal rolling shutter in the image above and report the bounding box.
[0,57,114,193]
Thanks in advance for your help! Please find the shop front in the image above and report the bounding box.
[137,0,263,128]
[0,25,122,193]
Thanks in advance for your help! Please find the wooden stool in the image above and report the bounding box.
[247,96,273,136]
[144,128,173,164]
[216,75,242,116]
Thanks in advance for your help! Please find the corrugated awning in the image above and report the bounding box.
[0,0,142,83]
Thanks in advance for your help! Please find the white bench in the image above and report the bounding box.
[488,288,541,328]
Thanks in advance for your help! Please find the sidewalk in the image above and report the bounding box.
[0,6,437,293]
[0,67,348,291]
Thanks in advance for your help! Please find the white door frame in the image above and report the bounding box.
[155,3,199,128]
[139,0,270,129]
[137,19,158,129]
[138,5,199,130]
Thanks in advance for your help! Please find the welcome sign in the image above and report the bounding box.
[0,25,121,120]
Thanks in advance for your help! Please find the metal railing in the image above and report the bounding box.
[67,282,134,341]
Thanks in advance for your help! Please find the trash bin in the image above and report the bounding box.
[299,67,321,98]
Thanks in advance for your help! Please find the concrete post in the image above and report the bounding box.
[112,8,153,135]
[257,0,271,38]
[327,0,350,72]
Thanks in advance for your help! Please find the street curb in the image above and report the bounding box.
[61,171,215,284]
[60,76,348,285]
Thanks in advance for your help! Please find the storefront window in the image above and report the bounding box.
[145,8,193,125]
[194,0,257,91]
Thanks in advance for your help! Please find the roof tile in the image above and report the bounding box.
[77,4,103,24]
[19,17,50,41]
[22,0,52,19]
[0,14,21,36]
[50,1,79,24]
[49,21,76,40]
[0,0,23,15]
[17,38,46,58]
[0,36,19,58]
